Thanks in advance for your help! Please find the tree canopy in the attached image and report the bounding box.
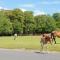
[53,13,60,28]
[34,15,56,33]
[0,9,59,35]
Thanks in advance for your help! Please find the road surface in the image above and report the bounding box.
[0,49,60,60]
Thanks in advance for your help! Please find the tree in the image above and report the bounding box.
[24,11,35,34]
[34,15,56,33]
[0,13,13,35]
[53,13,60,28]
[12,8,24,22]
[4,8,24,22]
[13,19,23,34]
[4,8,24,34]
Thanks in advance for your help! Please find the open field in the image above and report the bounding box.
[0,36,60,51]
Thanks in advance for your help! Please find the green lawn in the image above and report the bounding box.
[0,36,60,51]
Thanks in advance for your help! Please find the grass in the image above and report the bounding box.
[0,36,60,51]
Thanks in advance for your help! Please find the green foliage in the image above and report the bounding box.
[0,9,59,35]
[4,8,24,34]
[13,19,23,34]
[12,8,24,22]
[34,15,56,33]
[53,13,60,28]
[0,13,13,35]
[24,11,35,34]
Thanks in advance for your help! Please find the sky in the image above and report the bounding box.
[0,0,60,15]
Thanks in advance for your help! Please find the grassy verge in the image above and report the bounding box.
[0,36,60,51]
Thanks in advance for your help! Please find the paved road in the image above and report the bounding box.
[0,49,60,60]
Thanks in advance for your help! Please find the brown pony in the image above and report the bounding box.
[41,34,53,44]
[52,31,60,37]
[40,34,53,51]
[40,31,60,51]
[51,31,60,44]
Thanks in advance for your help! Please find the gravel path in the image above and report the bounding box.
[0,49,60,60]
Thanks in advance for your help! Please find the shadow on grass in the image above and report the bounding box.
[56,43,60,44]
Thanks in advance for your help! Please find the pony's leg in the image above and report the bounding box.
[40,43,44,52]
[52,38,54,43]
[53,38,56,44]
[49,39,52,45]
[45,44,48,52]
